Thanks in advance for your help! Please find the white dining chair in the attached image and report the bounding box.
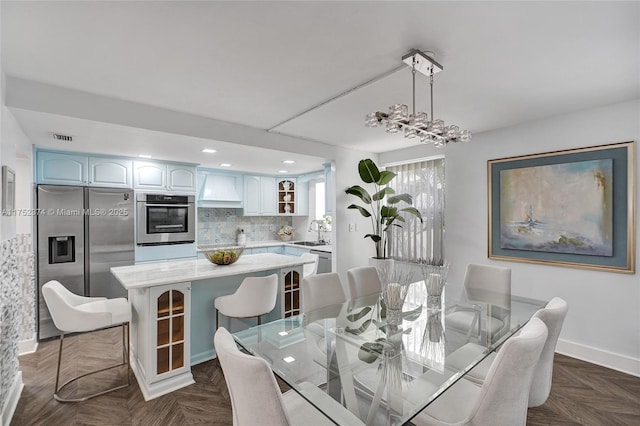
[447,297,568,407]
[215,273,278,330]
[445,264,511,344]
[346,266,382,299]
[300,252,320,277]
[410,317,548,426]
[41,280,131,402]
[214,327,364,425]
[301,272,347,312]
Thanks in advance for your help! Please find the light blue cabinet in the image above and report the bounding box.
[134,161,196,193]
[133,161,167,190]
[243,176,276,216]
[283,245,310,256]
[251,247,269,254]
[89,157,132,188]
[167,164,197,192]
[267,246,284,254]
[37,151,88,185]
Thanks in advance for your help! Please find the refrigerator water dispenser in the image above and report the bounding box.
[48,236,76,264]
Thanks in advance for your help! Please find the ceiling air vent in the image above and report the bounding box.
[52,133,73,142]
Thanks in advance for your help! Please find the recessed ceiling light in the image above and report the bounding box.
[278,331,289,336]
[282,160,295,164]
[278,170,288,174]
[138,154,153,159]
[220,163,232,167]
[202,149,217,154]
[283,356,296,364]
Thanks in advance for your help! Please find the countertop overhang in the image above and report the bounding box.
[111,253,312,290]
[197,240,332,253]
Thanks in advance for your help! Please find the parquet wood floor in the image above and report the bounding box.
[10,328,640,425]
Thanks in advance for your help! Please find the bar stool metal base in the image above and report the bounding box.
[54,322,131,403]
[215,308,261,332]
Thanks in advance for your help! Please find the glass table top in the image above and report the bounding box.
[233,285,546,425]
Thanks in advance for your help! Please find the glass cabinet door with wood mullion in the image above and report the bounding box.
[152,283,190,380]
[277,179,295,215]
[282,268,301,317]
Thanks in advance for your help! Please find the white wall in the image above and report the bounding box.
[333,147,379,278]
[381,99,640,374]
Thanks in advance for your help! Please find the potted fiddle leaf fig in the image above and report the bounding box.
[346,158,422,259]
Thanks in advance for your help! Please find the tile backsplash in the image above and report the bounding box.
[197,208,292,245]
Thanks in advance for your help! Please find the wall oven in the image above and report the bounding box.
[136,193,195,245]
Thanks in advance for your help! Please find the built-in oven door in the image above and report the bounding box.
[137,194,195,245]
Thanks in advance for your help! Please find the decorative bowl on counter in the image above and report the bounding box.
[200,245,245,265]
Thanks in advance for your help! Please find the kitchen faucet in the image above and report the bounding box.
[308,219,325,243]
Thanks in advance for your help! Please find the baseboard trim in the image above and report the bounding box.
[18,335,38,355]
[556,339,640,377]
[1,371,24,426]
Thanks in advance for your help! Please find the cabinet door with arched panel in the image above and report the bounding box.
[149,282,191,382]
[281,267,302,317]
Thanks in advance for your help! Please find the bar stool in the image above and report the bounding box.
[215,273,279,330]
[300,252,319,277]
[41,280,131,402]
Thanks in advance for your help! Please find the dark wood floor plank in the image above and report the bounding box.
[10,331,640,425]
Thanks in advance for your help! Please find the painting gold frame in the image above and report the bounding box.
[488,141,635,273]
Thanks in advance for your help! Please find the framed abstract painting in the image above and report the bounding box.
[488,141,635,273]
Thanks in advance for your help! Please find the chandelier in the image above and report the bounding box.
[365,49,471,147]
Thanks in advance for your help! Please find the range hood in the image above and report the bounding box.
[198,173,243,208]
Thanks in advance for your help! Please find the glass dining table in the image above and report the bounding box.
[233,284,546,425]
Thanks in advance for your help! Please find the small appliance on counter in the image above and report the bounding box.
[237,228,246,245]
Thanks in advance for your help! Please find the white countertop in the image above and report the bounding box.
[197,240,333,253]
[111,253,312,290]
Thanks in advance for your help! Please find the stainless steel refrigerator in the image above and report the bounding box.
[36,185,134,340]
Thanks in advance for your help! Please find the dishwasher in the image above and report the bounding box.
[310,250,332,273]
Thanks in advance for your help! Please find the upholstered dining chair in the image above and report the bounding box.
[214,327,364,425]
[445,264,511,344]
[301,272,347,313]
[215,273,278,331]
[446,297,568,407]
[41,280,131,402]
[410,317,548,426]
[300,252,320,277]
[346,266,382,299]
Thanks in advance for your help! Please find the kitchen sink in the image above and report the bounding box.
[292,241,327,246]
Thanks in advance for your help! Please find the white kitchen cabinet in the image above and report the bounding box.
[243,175,276,215]
[134,161,196,193]
[37,151,88,185]
[89,157,132,188]
[128,281,194,400]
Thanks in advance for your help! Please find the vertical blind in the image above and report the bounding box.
[386,158,445,263]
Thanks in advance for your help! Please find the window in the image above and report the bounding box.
[386,157,445,263]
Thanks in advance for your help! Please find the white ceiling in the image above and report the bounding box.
[2,1,639,172]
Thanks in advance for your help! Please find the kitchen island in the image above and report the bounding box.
[111,253,310,400]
